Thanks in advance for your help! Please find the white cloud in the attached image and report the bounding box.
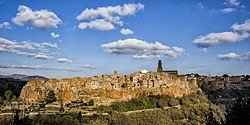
[51,32,60,38]
[34,53,53,59]
[221,8,236,13]
[0,37,57,59]
[226,0,240,6]
[197,2,204,9]
[193,32,250,48]
[0,22,11,29]
[201,48,208,53]
[101,38,184,59]
[120,28,134,35]
[241,51,250,60]
[81,64,99,69]
[217,52,240,60]
[0,64,80,72]
[218,51,250,61]
[231,19,250,32]
[76,3,144,30]
[12,5,62,29]
[57,58,72,63]
[78,19,114,30]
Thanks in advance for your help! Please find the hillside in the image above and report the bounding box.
[0,78,27,98]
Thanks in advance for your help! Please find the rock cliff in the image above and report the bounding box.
[20,71,199,105]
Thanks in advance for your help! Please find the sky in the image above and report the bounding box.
[0,0,250,78]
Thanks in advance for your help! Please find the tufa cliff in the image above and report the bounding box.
[19,60,199,105]
[20,72,198,105]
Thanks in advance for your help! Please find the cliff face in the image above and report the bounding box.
[19,72,199,105]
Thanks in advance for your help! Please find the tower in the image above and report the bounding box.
[157,60,163,72]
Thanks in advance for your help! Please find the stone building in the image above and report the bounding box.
[20,60,198,105]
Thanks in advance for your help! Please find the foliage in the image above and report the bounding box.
[13,109,32,125]
[45,90,57,104]
[4,90,13,101]
[0,78,27,98]
[224,97,250,125]
[88,99,95,106]
[60,102,64,113]
[32,114,80,125]
[0,96,3,104]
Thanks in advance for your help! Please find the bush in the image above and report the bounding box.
[168,98,179,107]
[88,99,94,106]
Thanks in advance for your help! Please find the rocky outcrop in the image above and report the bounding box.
[19,71,199,105]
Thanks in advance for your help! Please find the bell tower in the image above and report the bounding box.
[157,60,163,72]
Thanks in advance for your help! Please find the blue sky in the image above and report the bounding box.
[0,0,250,78]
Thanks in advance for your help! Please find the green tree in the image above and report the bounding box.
[225,97,250,125]
[45,90,57,104]
[222,74,229,78]
[59,102,64,113]
[88,99,94,106]
[4,90,12,101]
[0,96,3,104]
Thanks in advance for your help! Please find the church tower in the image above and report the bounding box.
[157,60,163,72]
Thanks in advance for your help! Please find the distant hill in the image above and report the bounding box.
[0,74,48,81]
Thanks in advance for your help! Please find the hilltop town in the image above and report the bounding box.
[19,60,198,106]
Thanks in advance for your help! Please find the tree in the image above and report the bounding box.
[222,74,229,78]
[0,96,3,105]
[4,90,12,101]
[59,102,64,113]
[45,90,57,104]
[88,99,94,106]
[225,97,250,125]
[77,111,82,123]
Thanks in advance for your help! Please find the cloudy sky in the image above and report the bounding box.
[0,0,250,78]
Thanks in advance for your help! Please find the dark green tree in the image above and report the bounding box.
[222,74,229,78]
[77,111,82,123]
[0,96,3,104]
[45,90,57,104]
[59,101,64,113]
[4,90,12,101]
[88,99,94,106]
[225,97,250,125]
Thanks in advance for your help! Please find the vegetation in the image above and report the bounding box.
[45,90,57,104]
[0,91,225,125]
[4,90,13,101]
[0,78,27,98]
[224,97,250,125]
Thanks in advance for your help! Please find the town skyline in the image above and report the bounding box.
[0,0,250,78]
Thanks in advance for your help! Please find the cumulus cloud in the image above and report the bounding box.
[0,22,11,29]
[0,64,80,72]
[193,19,250,52]
[217,52,240,60]
[226,0,240,6]
[101,38,184,59]
[231,19,250,32]
[51,32,60,38]
[0,37,57,59]
[12,5,62,29]
[57,58,72,63]
[120,28,134,35]
[76,3,144,30]
[78,19,114,30]
[221,8,236,13]
[81,64,99,69]
[34,53,53,59]
[218,51,250,61]
[193,32,250,48]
